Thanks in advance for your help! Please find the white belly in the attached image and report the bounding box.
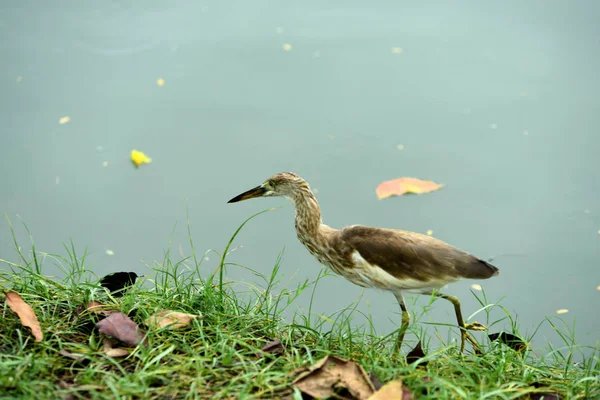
[345,250,454,293]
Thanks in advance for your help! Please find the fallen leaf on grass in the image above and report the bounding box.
[58,349,87,363]
[256,338,284,358]
[96,312,145,346]
[376,178,444,199]
[406,340,427,366]
[528,383,563,400]
[368,372,383,391]
[488,332,527,352]
[83,300,117,316]
[99,272,139,296]
[131,149,152,167]
[145,310,201,330]
[5,291,43,342]
[368,379,413,400]
[292,355,375,399]
[102,338,129,358]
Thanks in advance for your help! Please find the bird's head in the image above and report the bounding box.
[227,172,309,203]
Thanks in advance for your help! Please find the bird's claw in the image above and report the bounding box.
[464,321,487,332]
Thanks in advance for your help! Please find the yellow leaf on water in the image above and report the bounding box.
[556,309,569,314]
[156,78,165,87]
[59,116,71,124]
[471,284,482,291]
[131,149,152,167]
[376,177,444,199]
[282,43,292,52]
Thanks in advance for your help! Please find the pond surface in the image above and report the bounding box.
[1,0,599,351]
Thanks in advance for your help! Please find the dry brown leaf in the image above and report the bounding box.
[292,355,375,399]
[368,379,413,400]
[376,178,444,199]
[5,291,43,342]
[96,312,145,346]
[256,338,284,358]
[58,349,87,363]
[145,310,201,330]
[104,348,130,358]
[406,340,427,366]
[84,300,117,316]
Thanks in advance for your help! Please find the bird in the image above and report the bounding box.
[227,172,499,353]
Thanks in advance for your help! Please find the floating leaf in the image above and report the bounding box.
[145,310,201,330]
[99,272,139,296]
[256,338,284,358]
[488,332,527,352]
[96,312,145,346]
[292,355,375,399]
[131,149,152,167]
[406,340,427,366]
[59,116,71,124]
[368,379,413,400]
[5,291,43,342]
[376,178,444,199]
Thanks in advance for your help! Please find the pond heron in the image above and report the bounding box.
[227,172,499,352]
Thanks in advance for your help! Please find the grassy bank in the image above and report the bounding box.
[1,214,598,399]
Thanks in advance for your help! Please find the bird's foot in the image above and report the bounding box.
[464,321,488,332]
[461,331,482,355]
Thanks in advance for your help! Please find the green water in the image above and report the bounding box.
[1,1,599,351]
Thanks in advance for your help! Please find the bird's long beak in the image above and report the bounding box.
[227,185,267,203]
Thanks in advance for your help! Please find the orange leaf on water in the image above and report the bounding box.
[376,177,444,199]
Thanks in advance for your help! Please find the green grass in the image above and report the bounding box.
[0,213,599,400]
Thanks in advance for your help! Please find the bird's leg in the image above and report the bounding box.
[393,292,410,350]
[435,293,486,354]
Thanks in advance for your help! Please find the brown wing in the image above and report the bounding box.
[331,225,499,282]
